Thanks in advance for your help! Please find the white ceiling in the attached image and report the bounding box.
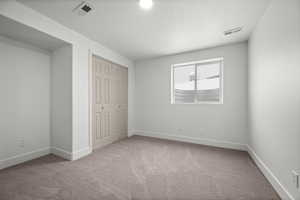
[18,0,270,60]
[0,15,69,51]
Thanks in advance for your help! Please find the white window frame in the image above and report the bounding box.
[171,57,224,105]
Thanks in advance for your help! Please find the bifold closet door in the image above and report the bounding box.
[92,56,128,150]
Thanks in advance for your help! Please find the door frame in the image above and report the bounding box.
[88,49,93,151]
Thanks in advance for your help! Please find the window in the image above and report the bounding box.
[171,58,223,104]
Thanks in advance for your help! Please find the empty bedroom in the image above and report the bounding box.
[0,0,299,199]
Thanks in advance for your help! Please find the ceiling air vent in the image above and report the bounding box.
[224,27,243,36]
[73,1,93,16]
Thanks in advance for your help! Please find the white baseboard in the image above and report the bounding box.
[133,130,247,151]
[0,146,93,170]
[247,145,295,200]
[72,147,92,161]
[51,147,92,161]
[51,147,72,160]
[128,130,135,137]
[0,147,50,170]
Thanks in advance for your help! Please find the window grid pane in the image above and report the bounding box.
[173,64,196,103]
[172,59,222,104]
[196,61,220,102]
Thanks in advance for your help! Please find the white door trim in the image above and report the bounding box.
[88,49,93,151]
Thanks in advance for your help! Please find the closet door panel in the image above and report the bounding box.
[93,57,106,148]
[95,112,102,139]
[92,56,128,149]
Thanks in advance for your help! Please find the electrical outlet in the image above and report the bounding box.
[292,170,299,189]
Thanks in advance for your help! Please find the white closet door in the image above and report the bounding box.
[92,56,128,150]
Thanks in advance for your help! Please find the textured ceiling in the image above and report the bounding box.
[18,0,270,60]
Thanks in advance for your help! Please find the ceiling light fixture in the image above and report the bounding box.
[139,0,153,10]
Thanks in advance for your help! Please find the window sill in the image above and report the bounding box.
[171,101,223,105]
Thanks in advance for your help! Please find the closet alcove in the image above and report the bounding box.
[0,15,72,165]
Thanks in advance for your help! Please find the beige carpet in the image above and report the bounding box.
[0,136,280,200]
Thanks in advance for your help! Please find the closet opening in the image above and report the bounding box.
[0,15,73,166]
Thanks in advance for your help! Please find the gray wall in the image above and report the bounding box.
[248,0,300,199]
[51,45,73,152]
[0,36,51,160]
[135,42,248,146]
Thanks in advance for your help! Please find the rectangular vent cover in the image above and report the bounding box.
[74,1,93,16]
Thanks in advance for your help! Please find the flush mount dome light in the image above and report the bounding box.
[139,0,153,10]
